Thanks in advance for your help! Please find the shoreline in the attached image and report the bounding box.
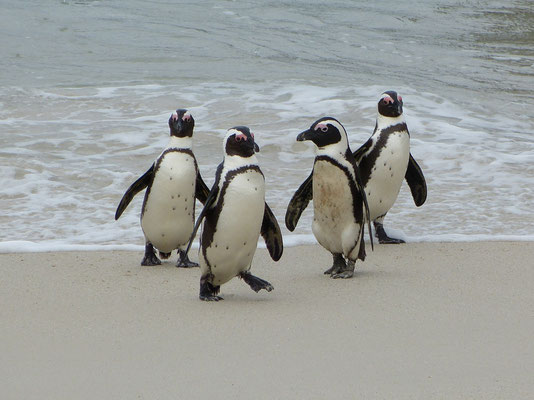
[2,242,533,399]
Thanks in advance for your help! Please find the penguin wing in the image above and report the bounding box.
[182,184,219,261]
[405,153,427,207]
[195,172,210,205]
[114,164,154,220]
[352,138,373,164]
[284,172,313,232]
[261,203,284,261]
[181,163,223,261]
[347,150,374,251]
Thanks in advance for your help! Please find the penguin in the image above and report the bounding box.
[285,117,372,279]
[352,91,427,243]
[182,126,283,301]
[115,109,210,267]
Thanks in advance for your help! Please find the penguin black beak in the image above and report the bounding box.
[297,129,312,142]
[254,142,260,152]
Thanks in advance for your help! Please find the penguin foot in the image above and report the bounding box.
[374,222,405,244]
[200,294,224,302]
[324,253,346,275]
[141,243,161,266]
[240,272,274,293]
[331,270,354,279]
[176,250,199,268]
[199,280,222,301]
[331,260,355,279]
[377,235,405,245]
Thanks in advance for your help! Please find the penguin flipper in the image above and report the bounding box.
[182,163,224,261]
[352,138,373,164]
[195,172,210,205]
[114,164,154,220]
[405,153,427,207]
[261,203,284,262]
[182,185,219,261]
[347,151,374,251]
[284,172,313,232]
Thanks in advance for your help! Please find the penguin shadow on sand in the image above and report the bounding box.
[285,90,427,277]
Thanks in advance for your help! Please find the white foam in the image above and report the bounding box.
[1,82,533,253]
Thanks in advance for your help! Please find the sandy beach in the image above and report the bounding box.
[1,242,533,399]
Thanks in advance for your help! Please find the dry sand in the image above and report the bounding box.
[1,242,533,399]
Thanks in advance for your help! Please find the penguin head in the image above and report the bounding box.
[378,91,403,118]
[297,117,346,149]
[224,126,260,158]
[169,109,195,137]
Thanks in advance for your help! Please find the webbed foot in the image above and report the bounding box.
[141,243,161,266]
[176,250,199,268]
[324,253,346,275]
[199,279,222,301]
[331,259,355,279]
[240,272,274,293]
[375,222,405,244]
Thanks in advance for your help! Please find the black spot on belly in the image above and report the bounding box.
[171,195,175,199]
[173,207,176,210]
[226,246,229,250]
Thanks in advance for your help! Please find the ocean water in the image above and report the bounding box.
[1,0,533,252]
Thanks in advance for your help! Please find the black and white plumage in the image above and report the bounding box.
[285,117,372,279]
[353,91,427,243]
[183,126,283,301]
[115,109,209,266]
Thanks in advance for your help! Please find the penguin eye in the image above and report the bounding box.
[398,95,403,102]
[315,123,328,133]
[250,132,255,139]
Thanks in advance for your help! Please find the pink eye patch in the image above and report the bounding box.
[315,123,328,132]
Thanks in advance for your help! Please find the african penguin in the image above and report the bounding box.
[182,126,283,301]
[285,117,372,279]
[115,109,209,267]
[352,91,427,243]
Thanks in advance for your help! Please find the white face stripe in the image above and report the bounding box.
[223,127,252,154]
[315,119,347,137]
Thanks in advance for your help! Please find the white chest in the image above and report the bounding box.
[312,160,359,254]
[141,151,197,251]
[201,169,266,285]
[366,131,410,219]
